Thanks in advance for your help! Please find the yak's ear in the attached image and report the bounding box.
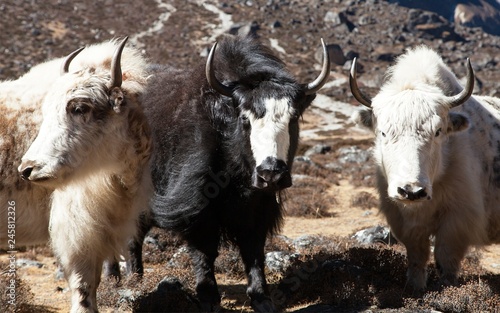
[352,108,374,129]
[109,87,125,113]
[448,112,469,133]
[295,93,316,115]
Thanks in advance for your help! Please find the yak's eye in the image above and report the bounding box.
[381,131,386,137]
[240,113,251,124]
[239,114,251,129]
[72,105,89,115]
[435,128,442,137]
[68,102,90,116]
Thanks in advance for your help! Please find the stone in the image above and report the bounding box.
[15,258,43,268]
[337,146,371,164]
[352,226,397,245]
[265,251,299,272]
[304,144,331,157]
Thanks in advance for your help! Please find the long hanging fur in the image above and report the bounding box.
[146,35,311,237]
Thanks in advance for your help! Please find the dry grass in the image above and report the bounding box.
[285,176,336,218]
[350,191,378,210]
[0,261,39,313]
[271,239,500,312]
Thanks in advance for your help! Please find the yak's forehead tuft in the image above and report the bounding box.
[69,78,109,101]
[373,90,449,135]
[265,98,293,121]
[41,73,109,113]
[244,97,293,121]
[64,39,149,96]
[239,82,299,119]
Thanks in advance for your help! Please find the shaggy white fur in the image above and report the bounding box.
[353,45,500,290]
[2,39,152,313]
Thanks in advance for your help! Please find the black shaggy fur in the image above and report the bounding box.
[128,35,318,312]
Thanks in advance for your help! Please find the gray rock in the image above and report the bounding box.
[324,162,343,173]
[265,251,299,272]
[293,235,327,251]
[228,22,260,37]
[16,258,43,268]
[406,9,463,41]
[167,246,190,268]
[294,155,313,164]
[316,43,346,66]
[144,235,159,246]
[143,234,168,251]
[324,10,344,26]
[352,226,396,245]
[324,10,355,31]
[337,146,371,164]
[304,144,331,157]
[273,234,294,246]
[117,288,142,304]
[358,14,376,26]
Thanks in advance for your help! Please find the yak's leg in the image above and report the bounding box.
[103,257,121,281]
[102,213,152,279]
[383,201,430,291]
[186,218,221,311]
[402,235,431,291]
[126,212,153,276]
[236,229,276,312]
[62,256,102,313]
[434,227,469,286]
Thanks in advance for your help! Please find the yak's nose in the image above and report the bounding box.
[18,161,36,180]
[252,157,292,191]
[397,184,429,201]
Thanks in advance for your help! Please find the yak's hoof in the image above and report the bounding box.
[199,301,221,312]
[440,274,458,287]
[251,297,277,313]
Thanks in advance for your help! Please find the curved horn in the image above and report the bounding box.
[349,57,372,108]
[60,47,84,75]
[447,58,474,108]
[206,42,233,97]
[304,38,331,95]
[109,37,128,88]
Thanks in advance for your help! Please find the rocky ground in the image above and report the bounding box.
[1,0,500,312]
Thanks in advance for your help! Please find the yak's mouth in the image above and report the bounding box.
[29,175,54,183]
[251,170,292,191]
[21,174,56,184]
[390,195,432,207]
[251,157,292,191]
[19,165,57,184]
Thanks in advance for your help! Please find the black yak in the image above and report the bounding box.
[129,34,330,311]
